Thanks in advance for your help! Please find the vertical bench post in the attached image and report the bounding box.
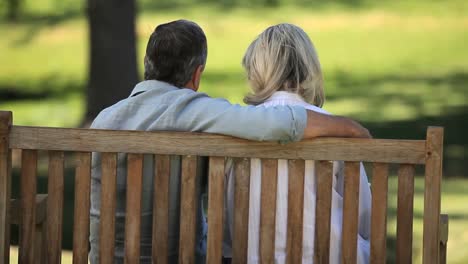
[0,111,12,264]
[423,127,444,264]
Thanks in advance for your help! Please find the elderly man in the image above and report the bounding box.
[89,20,370,263]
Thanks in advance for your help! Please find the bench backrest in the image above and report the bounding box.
[0,111,444,264]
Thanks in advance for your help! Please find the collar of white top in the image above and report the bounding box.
[265,91,307,104]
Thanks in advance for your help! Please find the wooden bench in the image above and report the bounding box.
[0,110,448,263]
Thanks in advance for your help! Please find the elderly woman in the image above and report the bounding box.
[222,24,372,264]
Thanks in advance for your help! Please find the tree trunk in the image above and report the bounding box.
[265,0,279,7]
[85,0,139,123]
[6,0,20,21]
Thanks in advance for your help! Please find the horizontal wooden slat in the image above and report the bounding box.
[10,194,48,226]
[9,126,426,164]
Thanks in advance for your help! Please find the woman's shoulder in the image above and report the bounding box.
[304,104,331,115]
[260,91,332,115]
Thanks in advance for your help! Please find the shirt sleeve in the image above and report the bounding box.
[160,92,307,142]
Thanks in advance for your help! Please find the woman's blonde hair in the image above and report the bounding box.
[242,23,324,107]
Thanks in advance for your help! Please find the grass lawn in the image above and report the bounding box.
[2,0,468,263]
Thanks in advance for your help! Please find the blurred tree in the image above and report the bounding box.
[85,0,139,123]
[265,0,279,7]
[6,0,21,21]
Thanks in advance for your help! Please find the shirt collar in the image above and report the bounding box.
[129,80,178,97]
[265,91,307,104]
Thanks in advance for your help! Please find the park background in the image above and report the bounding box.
[1,0,467,263]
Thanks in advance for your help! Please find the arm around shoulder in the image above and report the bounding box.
[303,110,371,139]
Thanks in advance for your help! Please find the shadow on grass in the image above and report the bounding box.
[365,107,468,178]
[0,75,84,101]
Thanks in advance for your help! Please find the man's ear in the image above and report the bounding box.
[191,65,204,91]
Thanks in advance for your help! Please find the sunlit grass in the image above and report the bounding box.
[384,177,468,263]
[9,246,75,263]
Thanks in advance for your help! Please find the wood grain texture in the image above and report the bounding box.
[179,155,198,264]
[286,159,305,264]
[10,194,48,226]
[370,163,389,264]
[37,217,48,264]
[423,127,444,264]
[0,111,12,264]
[19,149,38,264]
[314,161,333,264]
[125,154,144,264]
[99,153,118,264]
[9,126,426,164]
[439,214,449,264]
[47,151,65,264]
[153,155,171,264]
[232,158,250,264]
[73,152,91,264]
[341,162,360,264]
[206,157,225,264]
[260,159,278,264]
[10,194,48,264]
[396,164,415,264]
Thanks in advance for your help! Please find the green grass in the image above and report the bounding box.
[2,1,468,263]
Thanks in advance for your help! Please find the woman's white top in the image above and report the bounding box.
[223,91,372,264]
